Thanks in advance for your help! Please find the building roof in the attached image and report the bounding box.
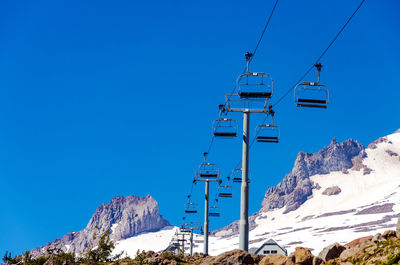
[254,239,287,255]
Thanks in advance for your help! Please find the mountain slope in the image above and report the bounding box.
[207,129,400,255]
[31,195,171,257]
[261,138,364,213]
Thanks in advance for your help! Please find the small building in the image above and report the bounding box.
[254,239,287,256]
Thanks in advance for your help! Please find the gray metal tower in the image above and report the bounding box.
[224,52,273,251]
[194,152,221,255]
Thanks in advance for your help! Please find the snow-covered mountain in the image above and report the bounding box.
[30,129,400,258]
[204,129,400,255]
[31,195,171,257]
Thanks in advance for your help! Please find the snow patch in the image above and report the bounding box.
[112,226,177,257]
[111,223,119,234]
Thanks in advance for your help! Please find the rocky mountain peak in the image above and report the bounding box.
[30,195,170,257]
[261,138,364,213]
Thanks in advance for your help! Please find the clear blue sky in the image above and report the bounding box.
[1,0,399,257]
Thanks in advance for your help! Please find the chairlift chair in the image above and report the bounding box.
[256,124,280,143]
[237,53,273,99]
[184,195,198,214]
[213,118,238,137]
[208,210,220,217]
[218,177,233,198]
[231,168,242,183]
[218,186,233,198]
[256,106,280,143]
[184,202,198,214]
[213,105,238,137]
[294,63,329,108]
[231,168,251,183]
[197,152,220,179]
[209,200,221,217]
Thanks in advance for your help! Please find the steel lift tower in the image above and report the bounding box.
[194,152,221,255]
[224,52,274,251]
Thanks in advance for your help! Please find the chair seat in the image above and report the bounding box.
[297,98,327,104]
[200,174,218,178]
[214,132,237,137]
[239,92,272,99]
[257,136,278,140]
[219,193,232,197]
[209,213,220,217]
[296,103,327,108]
[257,139,279,143]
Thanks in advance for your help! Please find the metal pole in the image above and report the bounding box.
[182,233,185,253]
[190,230,193,256]
[203,180,209,255]
[239,111,250,251]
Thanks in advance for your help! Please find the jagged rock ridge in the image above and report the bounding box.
[261,138,364,213]
[31,195,170,257]
[212,138,365,237]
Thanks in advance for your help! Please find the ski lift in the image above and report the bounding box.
[237,52,273,99]
[213,118,237,137]
[209,200,220,217]
[197,152,220,179]
[294,63,329,108]
[231,168,251,183]
[256,105,280,143]
[231,168,242,183]
[184,195,198,214]
[218,177,233,198]
[256,124,279,143]
[212,105,238,137]
[184,202,198,214]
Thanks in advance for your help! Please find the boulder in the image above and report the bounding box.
[200,249,255,265]
[318,243,345,262]
[382,230,397,240]
[339,247,360,261]
[371,233,382,243]
[294,247,313,265]
[344,235,373,248]
[322,186,341,196]
[259,254,287,265]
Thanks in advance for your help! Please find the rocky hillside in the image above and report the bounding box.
[209,129,400,255]
[30,195,171,257]
[261,138,364,213]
